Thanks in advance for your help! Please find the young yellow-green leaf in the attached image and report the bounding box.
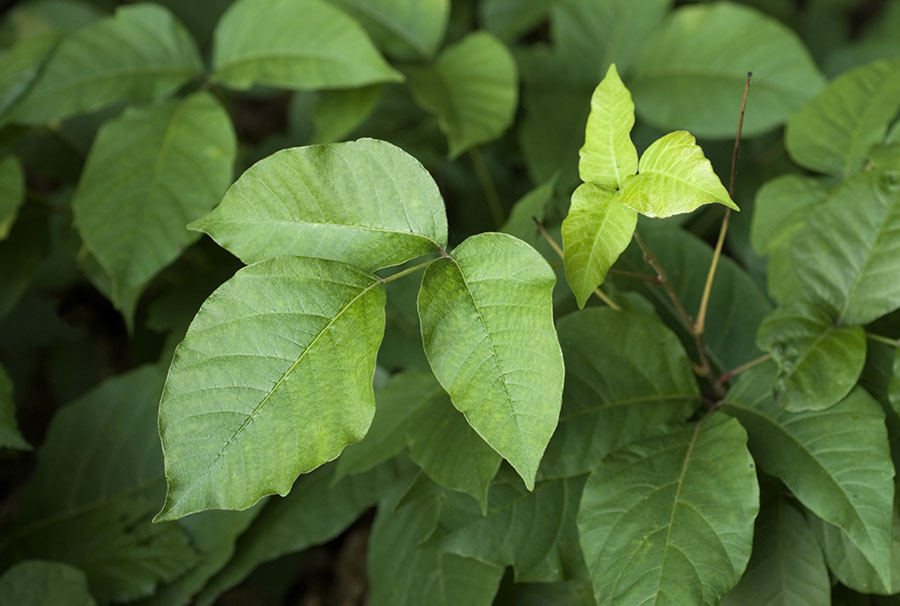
[786,59,900,179]
[8,4,202,124]
[562,183,637,308]
[0,364,29,450]
[326,0,449,61]
[0,561,95,606]
[72,92,236,325]
[0,156,24,241]
[577,414,759,606]
[579,64,638,189]
[791,170,900,325]
[0,33,59,125]
[721,365,896,588]
[417,233,564,489]
[191,139,448,270]
[757,300,867,412]
[619,131,738,217]
[631,3,825,138]
[156,256,387,521]
[541,308,699,479]
[750,174,830,255]
[406,32,518,158]
[211,0,402,91]
[720,498,830,606]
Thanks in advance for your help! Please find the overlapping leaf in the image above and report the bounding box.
[9,4,202,124]
[750,174,830,255]
[418,233,564,489]
[156,256,386,521]
[577,413,759,605]
[72,92,236,324]
[211,0,402,90]
[0,364,28,450]
[0,561,95,606]
[327,0,449,60]
[501,174,559,245]
[192,138,448,270]
[0,156,24,241]
[0,33,59,124]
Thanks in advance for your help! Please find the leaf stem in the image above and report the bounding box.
[379,256,442,284]
[533,217,622,311]
[717,352,771,385]
[866,332,900,348]
[695,72,751,336]
[469,146,505,228]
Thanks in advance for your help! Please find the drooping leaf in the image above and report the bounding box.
[791,169,900,325]
[191,138,448,270]
[0,33,60,125]
[619,131,738,217]
[0,156,24,242]
[428,472,589,582]
[631,2,825,138]
[757,300,867,411]
[417,233,564,489]
[750,174,830,255]
[8,4,202,124]
[578,63,638,189]
[720,497,830,606]
[0,561,95,606]
[308,85,383,144]
[501,173,559,245]
[326,0,449,61]
[577,413,759,605]
[721,364,896,588]
[72,92,236,325]
[2,366,197,603]
[211,0,402,90]
[0,364,29,450]
[561,183,637,307]
[156,256,387,521]
[785,59,900,179]
[406,32,518,158]
[541,307,699,479]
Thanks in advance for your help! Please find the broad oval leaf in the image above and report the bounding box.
[417,232,564,489]
[72,92,236,325]
[192,138,448,270]
[562,183,637,308]
[9,4,202,124]
[579,63,638,189]
[750,174,829,255]
[791,169,900,325]
[757,300,867,412]
[619,131,738,217]
[541,307,699,479]
[577,413,759,605]
[0,155,24,240]
[211,0,402,91]
[721,365,896,588]
[0,561,95,606]
[0,33,59,125]
[156,256,387,521]
[407,32,518,158]
[786,59,900,179]
[631,3,825,138]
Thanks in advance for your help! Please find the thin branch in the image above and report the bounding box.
[695,71,752,336]
[717,352,771,385]
[533,217,622,311]
[379,256,442,284]
[469,147,505,228]
[867,333,900,348]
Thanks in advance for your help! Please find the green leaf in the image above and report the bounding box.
[211,0,402,91]
[0,33,60,125]
[3,366,197,602]
[791,170,900,325]
[750,174,830,255]
[0,561,95,606]
[406,32,518,158]
[631,3,825,138]
[562,183,637,307]
[786,59,900,179]
[429,473,589,582]
[579,64,638,189]
[494,579,596,606]
[619,131,738,217]
[541,307,699,479]
[481,0,556,43]
[721,365,896,588]
[501,173,559,245]
[72,92,236,325]
[720,498,830,606]
[0,156,24,241]
[757,300,867,411]
[9,4,202,124]
[192,138,448,270]
[577,413,759,605]
[308,85,383,144]
[417,233,564,489]
[0,363,29,450]
[156,256,386,521]
[0,208,48,322]
[326,0,449,61]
